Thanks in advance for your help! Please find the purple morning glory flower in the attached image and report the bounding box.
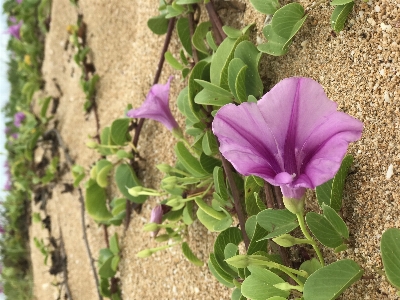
[13,112,26,127]
[5,21,22,40]
[4,180,12,191]
[127,76,179,131]
[212,77,363,199]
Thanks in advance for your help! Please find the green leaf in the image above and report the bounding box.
[241,266,290,299]
[96,160,113,188]
[192,21,211,54]
[330,2,354,32]
[188,61,210,119]
[110,233,119,255]
[224,243,239,260]
[303,260,363,300]
[98,256,116,278]
[114,164,147,203]
[199,152,221,174]
[194,79,233,96]
[248,95,258,103]
[245,176,263,216]
[258,25,291,56]
[316,155,354,211]
[195,197,226,220]
[177,86,200,123]
[166,3,185,18]
[223,26,242,39]
[175,141,208,177]
[147,14,169,35]
[180,49,189,65]
[306,212,344,248]
[176,17,192,56]
[182,201,194,225]
[213,227,243,276]
[247,223,269,255]
[213,167,229,200]
[111,255,120,272]
[234,41,263,99]
[85,180,112,222]
[99,277,111,297]
[256,209,298,240]
[194,88,234,106]
[100,127,113,155]
[213,214,233,232]
[321,204,349,239]
[228,58,248,103]
[258,3,306,56]
[210,35,248,89]
[381,228,400,289]
[40,96,52,119]
[165,51,184,70]
[197,208,221,232]
[110,118,130,146]
[298,258,322,283]
[330,0,353,4]
[271,3,306,40]
[250,0,280,14]
[202,130,219,156]
[182,242,204,266]
[206,31,218,51]
[208,254,235,288]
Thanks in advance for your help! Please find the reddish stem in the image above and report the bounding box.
[221,156,250,249]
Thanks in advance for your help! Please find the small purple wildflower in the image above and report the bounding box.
[16,0,23,3]
[127,76,178,131]
[5,21,22,40]
[13,112,26,127]
[212,77,363,200]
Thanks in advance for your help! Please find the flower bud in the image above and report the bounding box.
[157,164,172,173]
[149,205,163,237]
[127,186,143,197]
[272,234,299,247]
[136,249,153,258]
[143,223,159,232]
[86,141,98,149]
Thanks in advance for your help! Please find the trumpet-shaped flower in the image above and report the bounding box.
[5,21,22,40]
[13,112,26,127]
[212,77,363,199]
[127,76,178,131]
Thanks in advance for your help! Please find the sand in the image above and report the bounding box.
[30,0,400,299]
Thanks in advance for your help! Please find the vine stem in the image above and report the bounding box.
[205,0,226,44]
[220,156,250,249]
[296,212,325,266]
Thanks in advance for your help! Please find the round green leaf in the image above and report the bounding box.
[250,0,280,14]
[242,266,290,299]
[182,242,204,266]
[331,2,354,32]
[303,260,363,300]
[381,228,400,289]
[85,181,112,222]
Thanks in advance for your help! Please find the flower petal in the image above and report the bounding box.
[127,76,178,131]
[212,103,284,183]
[213,77,363,199]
